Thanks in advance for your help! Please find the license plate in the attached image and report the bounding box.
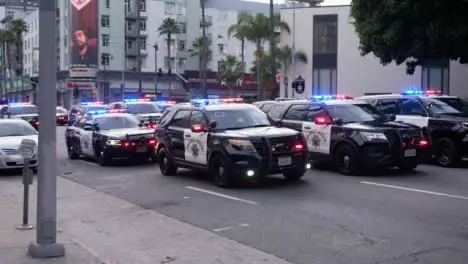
[278,156,292,166]
[404,149,417,157]
[136,147,147,153]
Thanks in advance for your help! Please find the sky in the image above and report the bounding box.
[250,0,351,5]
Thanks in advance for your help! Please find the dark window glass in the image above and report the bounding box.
[283,104,309,121]
[158,111,172,127]
[307,105,329,121]
[190,111,208,125]
[125,103,162,114]
[421,98,460,115]
[376,99,398,114]
[9,105,38,115]
[398,99,427,116]
[261,103,275,113]
[326,103,386,123]
[313,20,337,54]
[85,106,108,112]
[94,115,140,130]
[75,117,87,128]
[268,104,287,119]
[171,110,191,128]
[434,97,468,113]
[205,108,272,130]
[0,121,37,136]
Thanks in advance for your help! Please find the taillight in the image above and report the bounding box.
[147,138,157,146]
[418,139,428,147]
[292,141,304,151]
[121,140,133,148]
[35,121,39,125]
[147,123,157,129]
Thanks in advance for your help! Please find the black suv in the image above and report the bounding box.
[1,103,39,130]
[154,99,308,187]
[357,91,468,167]
[268,96,427,175]
[108,99,163,128]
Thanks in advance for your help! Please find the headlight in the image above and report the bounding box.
[228,139,256,152]
[106,139,121,146]
[361,132,387,141]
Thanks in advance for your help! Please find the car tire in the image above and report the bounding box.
[158,148,177,176]
[334,144,359,175]
[283,168,306,181]
[67,143,79,159]
[399,161,418,171]
[97,151,109,166]
[434,137,460,167]
[210,154,235,188]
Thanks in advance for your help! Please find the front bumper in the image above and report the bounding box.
[0,155,37,169]
[358,143,423,168]
[102,144,157,159]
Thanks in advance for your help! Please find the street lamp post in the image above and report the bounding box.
[27,0,65,258]
[153,43,158,99]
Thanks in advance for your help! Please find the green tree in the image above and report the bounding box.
[227,12,252,77]
[188,36,212,80]
[351,0,468,74]
[0,29,12,96]
[158,17,180,74]
[245,13,290,100]
[218,55,243,96]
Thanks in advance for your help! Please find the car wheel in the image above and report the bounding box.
[283,168,306,181]
[210,154,234,188]
[334,144,359,175]
[399,161,418,171]
[434,137,460,167]
[67,143,79,159]
[158,148,177,175]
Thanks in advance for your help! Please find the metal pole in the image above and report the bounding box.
[18,158,33,230]
[292,2,296,98]
[121,46,125,101]
[153,44,158,98]
[269,0,276,100]
[27,0,65,258]
[136,0,142,97]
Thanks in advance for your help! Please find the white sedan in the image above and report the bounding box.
[0,119,38,172]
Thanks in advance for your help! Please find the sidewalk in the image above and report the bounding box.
[0,175,293,264]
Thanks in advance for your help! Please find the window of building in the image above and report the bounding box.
[313,68,337,95]
[101,53,111,66]
[126,41,134,49]
[102,34,109,46]
[126,21,132,31]
[313,17,337,54]
[179,23,186,34]
[101,15,110,27]
[139,38,147,50]
[422,66,449,94]
[165,2,175,14]
[178,40,186,51]
[139,19,146,31]
[218,44,227,55]
[105,0,110,8]
[177,4,186,15]
[139,0,146,12]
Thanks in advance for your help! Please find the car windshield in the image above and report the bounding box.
[0,122,37,137]
[431,97,468,113]
[126,103,162,114]
[56,108,67,114]
[421,98,461,115]
[9,105,38,115]
[205,107,272,130]
[94,115,140,130]
[86,105,108,112]
[326,103,386,123]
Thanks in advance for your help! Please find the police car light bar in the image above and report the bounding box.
[155,100,176,104]
[124,98,150,102]
[311,95,353,101]
[9,102,32,106]
[87,110,108,115]
[190,97,243,106]
[425,89,442,95]
[401,89,423,95]
[109,109,125,113]
[80,101,104,105]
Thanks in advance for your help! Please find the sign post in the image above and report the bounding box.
[17,139,36,231]
[292,75,305,95]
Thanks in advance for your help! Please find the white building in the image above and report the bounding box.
[22,9,39,78]
[280,5,468,99]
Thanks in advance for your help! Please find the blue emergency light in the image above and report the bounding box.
[154,100,176,104]
[401,89,423,95]
[86,110,108,115]
[80,101,104,105]
[311,95,353,101]
[190,97,243,106]
[8,102,32,106]
[124,98,150,102]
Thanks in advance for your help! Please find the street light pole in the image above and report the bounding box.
[291,1,296,98]
[27,0,65,258]
[269,0,276,100]
[153,43,158,98]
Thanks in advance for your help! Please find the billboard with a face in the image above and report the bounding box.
[69,0,98,71]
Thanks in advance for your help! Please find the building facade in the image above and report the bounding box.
[279,5,468,99]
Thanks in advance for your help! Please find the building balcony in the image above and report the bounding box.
[125,46,148,57]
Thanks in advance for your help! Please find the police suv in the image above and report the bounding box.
[68,102,108,125]
[108,99,163,128]
[422,90,468,114]
[65,113,157,166]
[357,89,468,166]
[268,95,427,175]
[154,98,309,187]
[1,103,39,130]
[252,100,277,113]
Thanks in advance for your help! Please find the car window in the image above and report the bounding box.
[261,103,275,113]
[171,110,191,128]
[376,99,398,114]
[306,104,329,120]
[75,117,87,128]
[283,104,309,121]
[94,115,140,130]
[9,105,38,115]
[205,108,272,130]
[190,111,208,125]
[398,98,427,116]
[0,122,37,136]
[268,104,287,119]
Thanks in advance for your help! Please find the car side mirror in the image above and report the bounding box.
[83,125,93,131]
[209,120,217,129]
[387,114,396,121]
[333,118,344,126]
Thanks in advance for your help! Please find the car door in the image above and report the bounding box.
[395,98,430,128]
[77,116,94,156]
[185,110,209,165]
[168,109,191,161]
[281,104,310,132]
[304,104,333,155]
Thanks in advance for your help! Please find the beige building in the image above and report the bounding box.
[279,5,468,99]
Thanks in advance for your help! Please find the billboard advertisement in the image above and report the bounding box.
[69,0,98,78]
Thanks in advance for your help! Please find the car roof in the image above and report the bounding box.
[92,113,134,119]
[0,119,29,124]
[203,103,256,111]
[8,104,36,107]
[321,99,369,105]
[356,94,404,100]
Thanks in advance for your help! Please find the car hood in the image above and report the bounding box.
[0,135,38,150]
[343,121,419,131]
[100,128,154,139]
[219,126,299,138]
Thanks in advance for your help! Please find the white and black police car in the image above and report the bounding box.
[267,95,427,175]
[154,98,309,188]
[357,89,468,166]
[421,89,468,114]
[65,112,157,166]
[108,99,163,128]
[68,102,108,125]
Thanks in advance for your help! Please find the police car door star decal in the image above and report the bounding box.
[302,122,332,154]
[184,129,208,164]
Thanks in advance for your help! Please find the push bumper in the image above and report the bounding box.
[358,143,423,168]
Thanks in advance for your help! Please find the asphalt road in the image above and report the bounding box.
[54,127,468,264]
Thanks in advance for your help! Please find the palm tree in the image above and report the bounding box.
[277,45,307,97]
[245,13,290,100]
[158,18,180,94]
[227,12,252,80]
[188,37,212,90]
[0,29,11,97]
[217,55,243,96]
[200,0,209,98]
[10,19,27,77]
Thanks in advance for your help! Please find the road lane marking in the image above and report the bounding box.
[185,186,258,205]
[213,223,250,232]
[361,181,468,201]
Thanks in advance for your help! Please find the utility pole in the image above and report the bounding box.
[200,0,208,98]
[269,0,276,100]
[136,0,142,97]
[153,43,158,98]
[291,1,296,98]
[27,0,65,258]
